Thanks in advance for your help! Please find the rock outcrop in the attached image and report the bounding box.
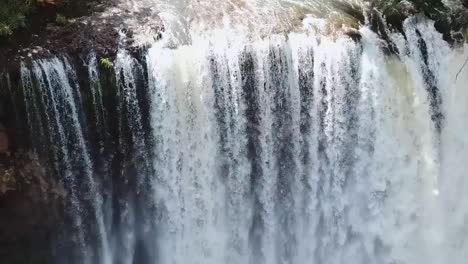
[0,124,8,153]
[0,150,65,264]
[0,0,164,70]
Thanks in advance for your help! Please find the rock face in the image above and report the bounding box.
[0,123,8,153]
[0,0,117,67]
[0,72,65,262]
[0,135,7,154]
[0,3,118,263]
[0,1,165,262]
[0,151,64,264]
[0,0,164,69]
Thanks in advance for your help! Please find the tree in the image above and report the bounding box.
[0,0,34,36]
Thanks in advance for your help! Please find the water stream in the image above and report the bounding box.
[16,4,468,264]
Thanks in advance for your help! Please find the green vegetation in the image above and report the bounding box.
[100,58,114,69]
[55,14,68,25]
[0,0,98,37]
[0,0,34,36]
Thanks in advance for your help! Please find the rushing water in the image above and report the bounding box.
[16,11,468,264]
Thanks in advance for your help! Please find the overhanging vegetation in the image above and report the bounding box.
[0,0,34,36]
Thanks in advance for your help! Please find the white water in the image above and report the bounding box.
[140,18,468,264]
[18,7,468,264]
[22,58,110,264]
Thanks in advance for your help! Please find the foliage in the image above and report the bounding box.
[0,0,98,37]
[99,58,114,69]
[55,14,68,25]
[0,0,34,36]
[0,24,13,36]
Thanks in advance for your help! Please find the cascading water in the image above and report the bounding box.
[13,3,468,264]
[21,58,110,264]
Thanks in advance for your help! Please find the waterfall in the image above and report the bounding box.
[15,15,468,264]
[21,58,110,264]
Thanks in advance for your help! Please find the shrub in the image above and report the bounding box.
[55,14,68,25]
[99,58,114,69]
[0,0,34,36]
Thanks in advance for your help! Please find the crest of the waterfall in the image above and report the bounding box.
[112,0,369,47]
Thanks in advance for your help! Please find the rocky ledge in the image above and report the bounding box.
[0,0,164,70]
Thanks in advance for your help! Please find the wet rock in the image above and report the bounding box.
[342,28,362,42]
[0,165,14,194]
[0,0,164,68]
[452,31,465,43]
[0,132,8,153]
[0,150,64,264]
[0,124,7,153]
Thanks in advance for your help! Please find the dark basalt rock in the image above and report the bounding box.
[0,128,8,153]
[0,6,104,69]
[0,1,164,263]
[0,150,65,264]
[0,70,62,263]
[0,0,164,70]
[343,28,362,42]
